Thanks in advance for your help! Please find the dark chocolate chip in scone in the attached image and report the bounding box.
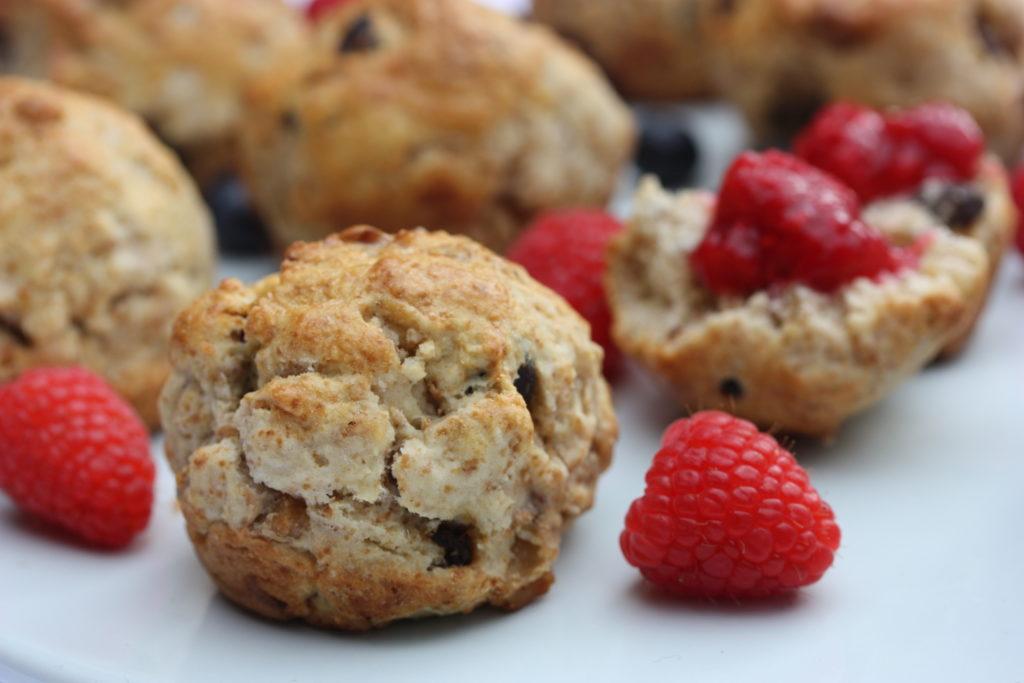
[976,7,1021,59]
[916,180,986,231]
[719,377,745,399]
[432,521,474,567]
[514,359,538,406]
[339,14,379,53]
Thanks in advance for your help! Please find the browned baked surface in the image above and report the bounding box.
[0,77,215,428]
[709,0,1024,160]
[532,0,719,101]
[239,0,634,253]
[0,0,312,180]
[160,227,617,629]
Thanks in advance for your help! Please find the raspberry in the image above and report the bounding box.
[508,209,623,376]
[0,367,155,548]
[1012,165,1024,255]
[306,0,351,21]
[691,151,917,296]
[795,102,984,201]
[621,411,841,598]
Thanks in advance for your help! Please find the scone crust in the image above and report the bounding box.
[607,178,990,437]
[710,0,1024,160]
[1,0,312,178]
[532,0,717,101]
[160,228,616,630]
[239,0,634,253]
[0,77,215,428]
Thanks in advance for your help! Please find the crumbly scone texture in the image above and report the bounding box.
[160,227,617,630]
[0,0,312,179]
[863,156,1016,358]
[531,0,718,101]
[709,0,1024,160]
[239,0,635,253]
[607,178,990,437]
[0,77,215,429]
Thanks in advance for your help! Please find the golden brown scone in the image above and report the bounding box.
[160,227,617,630]
[0,77,215,429]
[865,157,1016,358]
[0,0,312,181]
[531,0,718,101]
[709,0,1024,160]
[606,178,990,437]
[239,0,635,253]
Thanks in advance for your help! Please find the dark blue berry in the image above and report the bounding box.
[636,119,699,190]
[204,175,272,255]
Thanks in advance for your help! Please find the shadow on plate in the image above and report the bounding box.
[624,578,804,617]
[0,508,152,555]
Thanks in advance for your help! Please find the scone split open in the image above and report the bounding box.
[607,177,990,437]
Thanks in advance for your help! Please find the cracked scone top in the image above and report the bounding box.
[709,0,1024,160]
[160,227,617,630]
[532,0,719,101]
[239,0,635,253]
[607,179,990,437]
[0,0,311,180]
[0,77,215,429]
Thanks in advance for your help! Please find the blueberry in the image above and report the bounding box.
[203,175,272,254]
[636,119,699,189]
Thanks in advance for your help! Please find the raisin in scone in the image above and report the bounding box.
[794,103,1017,358]
[0,77,215,428]
[0,0,311,182]
[239,0,634,253]
[709,0,1024,160]
[159,227,617,630]
[531,0,718,101]
[607,153,989,437]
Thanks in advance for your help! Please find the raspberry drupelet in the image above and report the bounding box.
[795,102,985,202]
[621,411,841,598]
[690,151,919,297]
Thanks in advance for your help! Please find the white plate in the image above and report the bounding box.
[3,2,1024,678]
[2,239,1023,683]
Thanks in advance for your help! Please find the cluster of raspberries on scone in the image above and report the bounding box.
[608,102,1014,437]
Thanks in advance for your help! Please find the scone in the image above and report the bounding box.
[0,77,215,429]
[0,0,311,182]
[531,0,718,101]
[239,0,635,253]
[709,0,1024,160]
[160,227,617,630]
[794,102,1017,358]
[607,152,989,437]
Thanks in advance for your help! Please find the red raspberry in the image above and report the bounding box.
[1012,165,1024,254]
[306,0,352,21]
[0,368,155,548]
[621,411,841,598]
[795,102,984,201]
[508,209,623,376]
[690,151,917,296]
